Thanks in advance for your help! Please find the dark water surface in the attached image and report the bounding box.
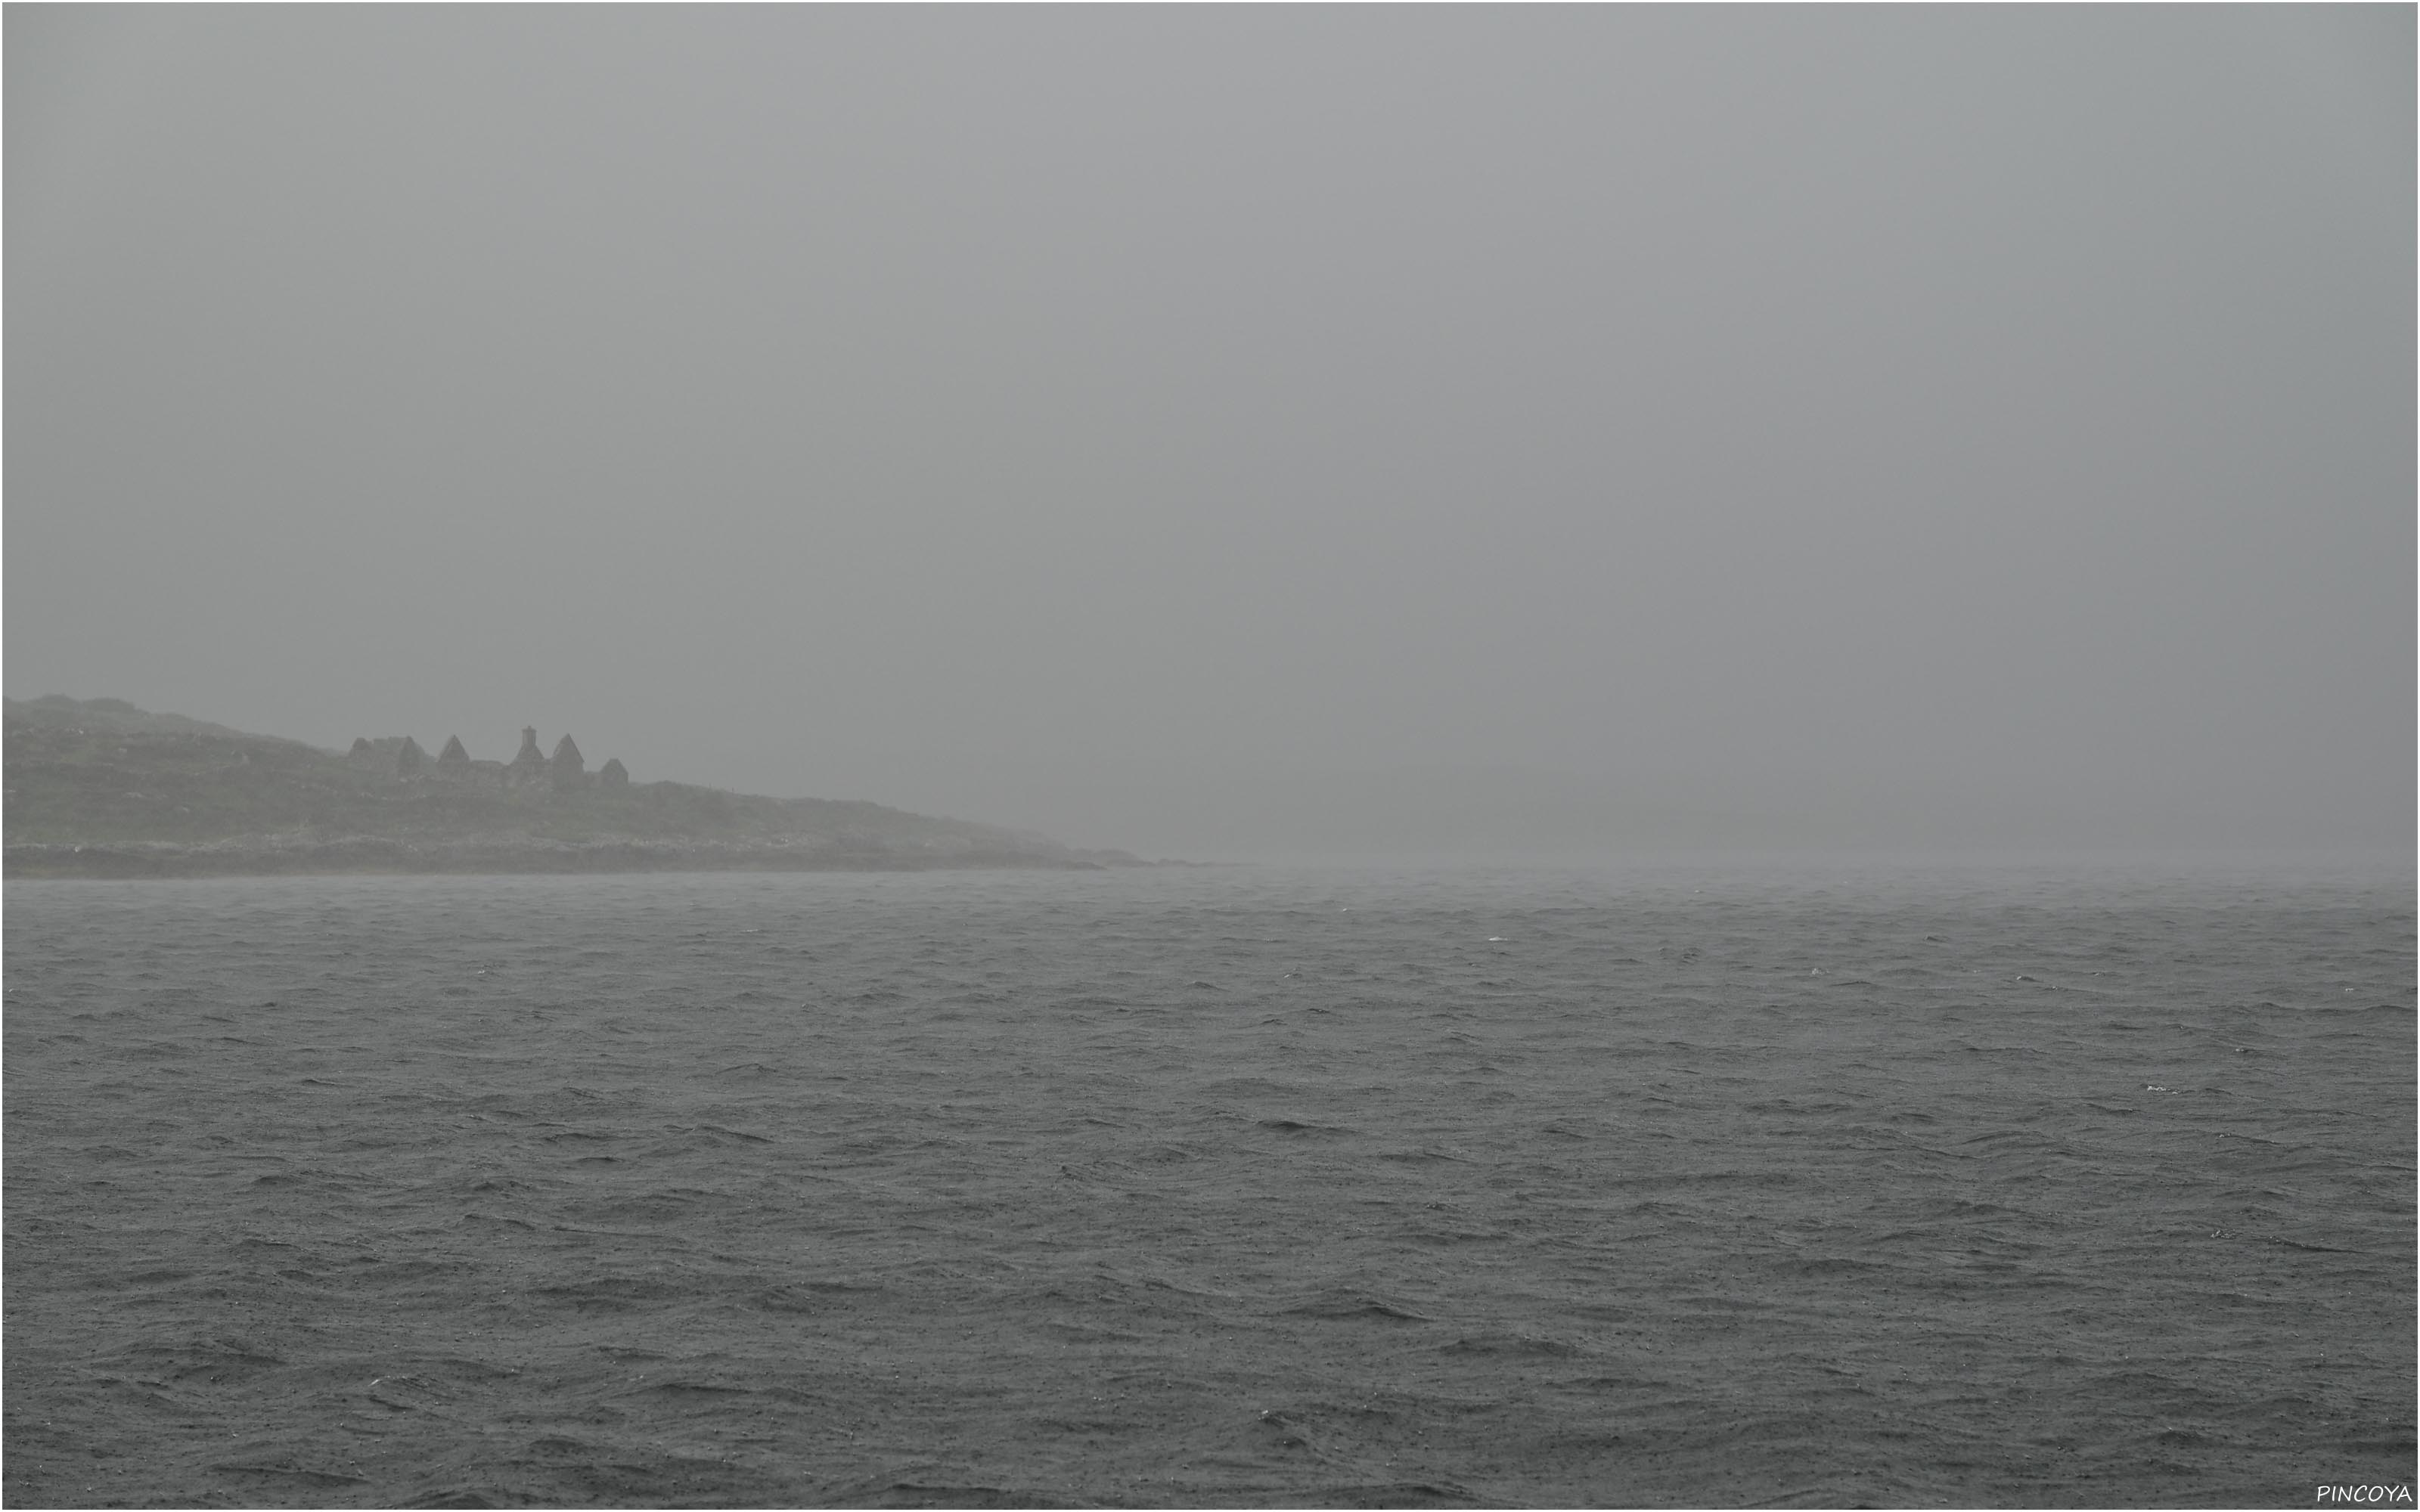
[6,862,2412,1507]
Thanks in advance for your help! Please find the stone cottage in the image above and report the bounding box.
[352,725,628,792]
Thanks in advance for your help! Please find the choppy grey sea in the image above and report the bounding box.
[5,860,2412,1507]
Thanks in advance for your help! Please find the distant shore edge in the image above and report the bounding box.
[4,840,1150,880]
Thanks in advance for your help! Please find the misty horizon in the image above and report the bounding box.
[9,7,2412,863]
[6,14,2414,1502]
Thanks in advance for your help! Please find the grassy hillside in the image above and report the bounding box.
[4,697,1134,876]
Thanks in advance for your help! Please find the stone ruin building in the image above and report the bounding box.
[345,725,627,793]
[507,726,547,785]
[346,735,427,774]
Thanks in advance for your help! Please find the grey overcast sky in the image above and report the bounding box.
[7,6,2411,859]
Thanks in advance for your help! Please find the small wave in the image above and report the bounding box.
[1282,1293,1434,1324]
[1258,1117,1354,1136]
[1438,1332,1580,1358]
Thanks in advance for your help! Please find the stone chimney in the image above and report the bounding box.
[506,726,545,787]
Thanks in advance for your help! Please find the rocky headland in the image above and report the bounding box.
[3,697,1146,878]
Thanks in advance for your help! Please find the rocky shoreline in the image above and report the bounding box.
[5,836,1128,879]
[4,697,1153,879]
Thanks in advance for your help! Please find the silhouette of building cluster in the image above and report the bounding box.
[348,726,628,792]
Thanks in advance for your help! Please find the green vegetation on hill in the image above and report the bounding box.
[3,696,1137,876]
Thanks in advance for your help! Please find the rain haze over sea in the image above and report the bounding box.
[5,8,2408,859]
[6,6,2414,1508]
